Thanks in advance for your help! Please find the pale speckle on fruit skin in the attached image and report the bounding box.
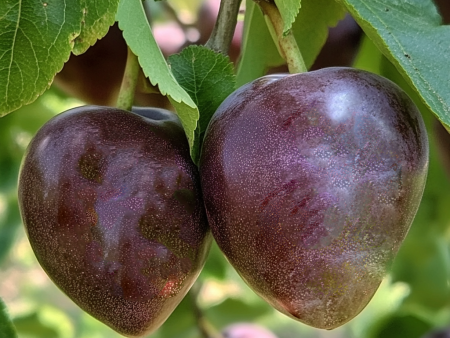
[18,106,211,337]
[199,68,429,329]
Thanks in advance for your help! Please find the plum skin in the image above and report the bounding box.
[18,106,211,337]
[199,67,428,329]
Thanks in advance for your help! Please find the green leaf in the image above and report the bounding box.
[0,0,119,117]
[353,34,384,75]
[168,46,236,162]
[340,0,450,128]
[12,312,58,338]
[151,295,197,338]
[206,298,272,329]
[73,0,120,55]
[292,0,345,67]
[237,0,345,86]
[9,306,75,338]
[0,88,57,264]
[200,241,228,280]
[0,1,80,116]
[0,298,18,338]
[367,314,432,338]
[274,0,301,34]
[116,0,199,159]
[0,198,21,264]
[237,0,282,86]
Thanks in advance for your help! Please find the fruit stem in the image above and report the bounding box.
[189,281,225,338]
[205,0,242,55]
[258,1,307,74]
[116,46,140,111]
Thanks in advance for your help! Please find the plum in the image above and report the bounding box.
[54,24,172,109]
[18,106,211,337]
[199,67,428,329]
[54,24,128,106]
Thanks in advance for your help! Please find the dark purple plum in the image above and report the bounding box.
[219,73,288,109]
[18,106,211,337]
[199,67,428,329]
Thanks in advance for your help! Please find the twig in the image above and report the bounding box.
[258,1,307,74]
[189,281,224,338]
[205,0,242,55]
[116,47,140,111]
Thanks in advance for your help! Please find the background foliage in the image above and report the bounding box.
[1,0,450,337]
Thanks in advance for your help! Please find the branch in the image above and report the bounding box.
[205,0,242,55]
[189,281,224,338]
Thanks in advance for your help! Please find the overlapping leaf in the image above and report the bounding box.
[168,46,236,162]
[74,0,120,54]
[0,298,17,338]
[116,0,199,157]
[0,0,119,117]
[274,0,302,34]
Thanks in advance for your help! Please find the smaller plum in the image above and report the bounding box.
[18,106,211,337]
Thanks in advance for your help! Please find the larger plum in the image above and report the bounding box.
[199,67,428,329]
[18,106,211,337]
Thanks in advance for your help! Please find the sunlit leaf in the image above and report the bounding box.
[0,298,17,338]
[168,46,236,162]
[73,0,120,54]
[0,0,118,116]
[274,0,301,34]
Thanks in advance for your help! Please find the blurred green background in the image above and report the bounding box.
[1,1,450,337]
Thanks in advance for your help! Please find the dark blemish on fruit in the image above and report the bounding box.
[173,189,196,214]
[78,147,104,183]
